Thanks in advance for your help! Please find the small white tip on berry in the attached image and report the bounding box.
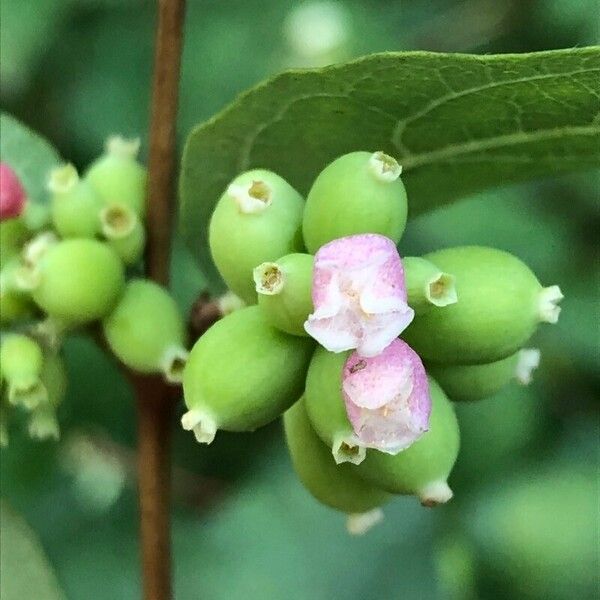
[8,380,48,411]
[538,285,563,324]
[253,262,285,295]
[22,231,58,266]
[425,272,458,308]
[228,180,272,214]
[217,291,246,316]
[28,407,60,441]
[105,136,141,159]
[346,508,384,536]
[181,409,217,445]
[419,480,453,507]
[515,348,541,385]
[100,203,138,239]
[161,346,189,384]
[368,151,402,183]
[332,433,366,465]
[47,163,79,194]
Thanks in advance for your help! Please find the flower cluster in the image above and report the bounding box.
[182,150,562,532]
[0,137,187,445]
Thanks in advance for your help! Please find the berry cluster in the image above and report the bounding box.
[0,137,188,444]
[182,151,562,533]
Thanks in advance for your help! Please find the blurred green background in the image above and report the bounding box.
[1,1,598,598]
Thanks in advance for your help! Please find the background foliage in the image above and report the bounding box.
[1,1,598,598]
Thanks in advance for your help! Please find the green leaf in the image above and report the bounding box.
[0,501,65,600]
[0,112,61,206]
[180,47,600,288]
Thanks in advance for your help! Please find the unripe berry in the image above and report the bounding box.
[403,246,562,364]
[0,162,26,220]
[181,306,314,444]
[254,253,313,336]
[302,151,408,253]
[208,170,304,304]
[428,348,540,402]
[355,378,460,506]
[100,203,146,265]
[0,218,28,270]
[284,398,390,534]
[28,352,67,441]
[0,334,46,409]
[403,256,457,314]
[103,279,187,383]
[48,164,102,238]
[85,136,147,216]
[30,239,125,324]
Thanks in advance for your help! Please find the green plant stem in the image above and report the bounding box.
[136,1,186,599]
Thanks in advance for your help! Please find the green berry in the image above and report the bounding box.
[0,259,35,325]
[0,334,46,409]
[254,253,313,336]
[31,239,125,324]
[85,136,147,216]
[302,151,408,253]
[208,170,304,304]
[100,203,146,265]
[304,347,364,465]
[103,279,187,382]
[284,398,390,533]
[182,306,314,444]
[428,348,540,402]
[28,352,67,441]
[49,164,102,238]
[403,246,562,364]
[403,256,457,314]
[355,378,460,506]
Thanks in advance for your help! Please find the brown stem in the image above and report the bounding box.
[136,1,186,599]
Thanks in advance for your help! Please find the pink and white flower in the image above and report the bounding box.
[342,339,431,454]
[0,162,26,221]
[303,234,414,357]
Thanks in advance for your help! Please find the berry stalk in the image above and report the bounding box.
[136,2,186,600]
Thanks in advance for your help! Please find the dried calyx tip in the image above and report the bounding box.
[181,409,217,445]
[217,291,246,316]
[515,348,541,385]
[369,151,402,182]
[346,508,384,536]
[48,163,79,194]
[161,347,189,384]
[228,180,272,214]
[100,203,137,239]
[332,434,366,465]
[23,231,58,266]
[419,480,453,507]
[8,380,48,411]
[105,135,141,159]
[28,410,60,441]
[253,262,285,295]
[426,272,457,307]
[538,285,563,324]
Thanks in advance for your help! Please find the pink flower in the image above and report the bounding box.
[342,339,431,454]
[303,234,414,357]
[0,162,26,221]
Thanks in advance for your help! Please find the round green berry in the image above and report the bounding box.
[254,253,313,336]
[403,246,562,364]
[302,151,408,253]
[182,306,314,444]
[428,348,540,402]
[103,279,187,382]
[49,164,102,238]
[85,136,147,216]
[208,170,304,304]
[355,378,460,506]
[304,347,362,464]
[284,398,390,529]
[31,239,125,324]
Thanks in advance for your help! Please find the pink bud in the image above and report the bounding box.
[0,162,26,221]
[342,339,430,454]
[303,234,414,357]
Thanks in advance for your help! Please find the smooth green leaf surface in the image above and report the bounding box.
[0,501,65,600]
[180,47,600,287]
[0,112,61,205]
